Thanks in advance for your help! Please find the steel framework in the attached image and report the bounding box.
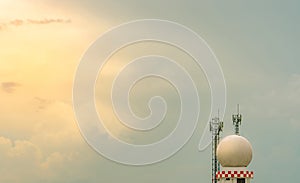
[210,116,223,183]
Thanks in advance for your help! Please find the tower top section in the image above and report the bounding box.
[232,104,242,135]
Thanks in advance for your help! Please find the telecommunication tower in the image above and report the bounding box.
[232,104,242,135]
[216,104,254,183]
[210,114,223,183]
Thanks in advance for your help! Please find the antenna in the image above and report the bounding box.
[232,104,242,135]
[210,114,223,183]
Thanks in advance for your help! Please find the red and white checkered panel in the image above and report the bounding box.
[216,170,254,179]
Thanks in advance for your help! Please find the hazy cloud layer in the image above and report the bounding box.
[0,18,71,30]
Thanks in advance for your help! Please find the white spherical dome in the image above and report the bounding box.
[217,135,252,167]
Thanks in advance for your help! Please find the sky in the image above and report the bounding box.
[1,0,300,182]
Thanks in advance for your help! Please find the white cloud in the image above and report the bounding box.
[0,136,41,182]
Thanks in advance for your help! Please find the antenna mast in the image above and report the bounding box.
[210,114,223,183]
[232,104,242,135]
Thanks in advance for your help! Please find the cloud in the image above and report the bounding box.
[27,18,71,24]
[33,97,53,111]
[0,18,71,31]
[0,135,82,183]
[0,136,42,182]
[10,19,24,26]
[0,99,87,182]
[1,82,20,93]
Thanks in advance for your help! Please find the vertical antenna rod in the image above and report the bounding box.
[232,104,242,135]
[210,115,223,183]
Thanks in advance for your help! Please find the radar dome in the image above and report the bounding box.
[217,135,252,167]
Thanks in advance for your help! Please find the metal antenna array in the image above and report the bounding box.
[210,114,223,183]
[232,104,242,135]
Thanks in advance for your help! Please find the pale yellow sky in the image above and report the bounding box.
[0,1,208,180]
[0,1,104,181]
